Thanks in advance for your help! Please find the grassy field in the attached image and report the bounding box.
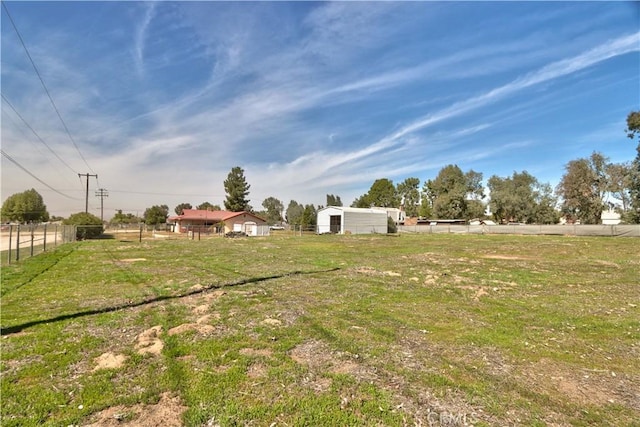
[1,233,639,426]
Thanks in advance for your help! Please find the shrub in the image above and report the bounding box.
[63,212,104,240]
[387,216,397,234]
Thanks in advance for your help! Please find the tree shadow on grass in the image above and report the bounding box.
[0,267,340,336]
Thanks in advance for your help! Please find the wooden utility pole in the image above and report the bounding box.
[95,188,109,222]
[78,173,98,213]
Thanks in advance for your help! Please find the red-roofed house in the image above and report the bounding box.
[169,209,269,236]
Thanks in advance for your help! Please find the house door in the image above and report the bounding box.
[330,215,341,233]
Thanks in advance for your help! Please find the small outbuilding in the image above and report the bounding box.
[317,206,388,235]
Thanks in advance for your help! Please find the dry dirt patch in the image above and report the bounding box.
[261,317,282,327]
[289,340,375,392]
[168,323,216,336]
[520,358,638,408]
[135,326,163,356]
[458,285,490,301]
[92,352,128,371]
[84,392,186,426]
[247,362,268,378]
[353,266,402,277]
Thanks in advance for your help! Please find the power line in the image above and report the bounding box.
[1,149,80,200]
[2,1,96,175]
[1,93,79,175]
[109,189,226,198]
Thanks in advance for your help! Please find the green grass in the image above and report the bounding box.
[1,234,639,426]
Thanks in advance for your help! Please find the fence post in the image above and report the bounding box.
[139,224,143,243]
[16,225,20,262]
[8,225,13,264]
[30,224,35,257]
[55,225,58,247]
[43,224,47,252]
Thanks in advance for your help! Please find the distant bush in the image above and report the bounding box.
[225,231,247,238]
[387,216,397,234]
[63,212,104,240]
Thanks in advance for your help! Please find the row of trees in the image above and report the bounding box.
[348,151,635,224]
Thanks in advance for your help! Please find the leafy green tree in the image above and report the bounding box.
[262,197,284,225]
[63,212,103,239]
[352,178,399,208]
[396,177,420,217]
[326,194,343,207]
[488,171,537,223]
[532,183,561,224]
[626,111,640,223]
[286,200,304,225]
[1,189,49,223]
[426,165,484,219]
[488,171,558,224]
[368,178,400,207]
[301,204,317,229]
[606,162,633,215]
[556,152,609,224]
[351,194,371,208]
[224,166,251,212]
[419,181,434,218]
[110,210,141,225]
[174,203,192,215]
[196,202,220,211]
[625,111,640,140]
[143,205,169,226]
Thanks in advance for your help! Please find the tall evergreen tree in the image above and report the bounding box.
[326,194,343,207]
[223,166,251,212]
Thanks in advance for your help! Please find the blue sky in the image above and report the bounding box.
[1,1,639,218]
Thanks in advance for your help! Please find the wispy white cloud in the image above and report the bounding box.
[382,32,640,144]
[133,2,156,77]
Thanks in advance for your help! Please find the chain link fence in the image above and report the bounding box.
[1,224,78,264]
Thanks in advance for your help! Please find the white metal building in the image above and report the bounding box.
[371,207,404,223]
[317,207,388,234]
